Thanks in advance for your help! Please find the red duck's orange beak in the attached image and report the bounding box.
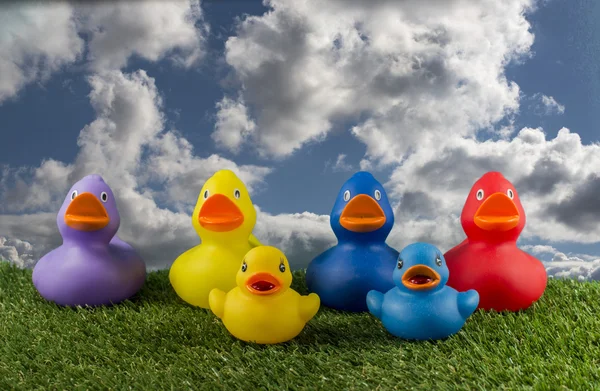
[65,192,110,231]
[245,272,282,295]
[199,194,244,232]
[340,194,386,232]
[474,192,520,231]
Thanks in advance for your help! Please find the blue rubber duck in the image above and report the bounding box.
[367,242,479,340]
[305,171,398,312]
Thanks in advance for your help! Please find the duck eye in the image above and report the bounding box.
[374,190,382,201]
[203,189,209,199]
[279,259,286,273]
[507,189,514,199]
[100,192,108,202]
[397,258,404,269]
[343,190,351,202]
[476,189,484,200]
[241,261,247,272]
[70,190,78,200]
[435,255,443,267]
[234,189,241,199]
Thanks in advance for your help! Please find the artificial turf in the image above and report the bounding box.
[1,261,599,390]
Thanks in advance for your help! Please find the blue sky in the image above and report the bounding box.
[1,0,599,278]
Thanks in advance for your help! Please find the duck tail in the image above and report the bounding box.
[299,293,320,322]
[208,288,227,319]
[366,290,384,319]
[457,289,480,318]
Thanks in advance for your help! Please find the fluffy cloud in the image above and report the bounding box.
[544,252,600,282]
[216,0,535,165]
[528,93,565,115]
[0,236,37,268]
[385,127,600,253]
[0,1,206,103]
[0,3,84,103]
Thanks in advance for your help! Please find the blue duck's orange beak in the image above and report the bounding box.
[65,192,110,231]
[402,265,441,291]
[198,194,244,232]
[245,272,282,295]
[340,194,386,232]
[474,192,519,231]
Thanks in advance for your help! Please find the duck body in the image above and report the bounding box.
[445,240,546,312]
[169,169,262,308]
[367,242,479,341]
[306,171,398,312]
[32,175,146,307]
[170,239,254,308]
[306,241,397,312]
[33,236,146,307]
[209,246,320,344]
[444,172,547,312]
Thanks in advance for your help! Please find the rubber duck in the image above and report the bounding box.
[32,175,146,307]
[169,169,262,308]
[209,246,320,344]
[444,171,547,311]
[305,171,399,312]
[367,242,479,340]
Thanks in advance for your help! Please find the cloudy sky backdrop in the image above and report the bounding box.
[1,0,599,280]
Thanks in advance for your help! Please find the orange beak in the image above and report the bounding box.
[64,192,110,231]
[339,194,386,233]
[474,192,520,231]
[245,272,281,295]
[198,194,244,232]
[402,265,441,291]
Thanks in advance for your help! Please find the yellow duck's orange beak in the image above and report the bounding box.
[245,272,282,295]
[340,194,386,233]
[64,192,110,231]
[474,192,520,231]
[402,265,441,291]
[198,194,244,232]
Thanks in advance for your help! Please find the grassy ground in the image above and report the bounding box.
[1,261,600,390]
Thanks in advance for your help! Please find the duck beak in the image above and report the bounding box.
[402,265,441,291]
[198,194,244,232]
[474,192,520,231]
[64,193,110,231]
[340,194,386,232]
[245,272,282,295]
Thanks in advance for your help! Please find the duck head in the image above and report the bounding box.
[330,172,394,242]
[236,246,292,297]
[57,174,120,243]
[192,169,257,242]
[460,172,526,243]
[393,242,449,293]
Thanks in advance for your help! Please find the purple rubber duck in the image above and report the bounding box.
[32,174,146,307]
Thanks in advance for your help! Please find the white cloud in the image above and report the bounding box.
[0,1,206,103]
[0,236,37,268]
[80,0,207,71]
[212,96,257,154]
[216,0,535,166]
[544,251,600,282]
[529,93,565,115]
[385,127,600,254]
[0,2,84,103]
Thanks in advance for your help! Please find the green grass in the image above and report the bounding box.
[1,261,600,390]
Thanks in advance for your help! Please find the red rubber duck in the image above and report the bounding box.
[444,171,547,312]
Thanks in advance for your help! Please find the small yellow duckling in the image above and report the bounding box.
[209,246,320,344]
[169,169,262,308]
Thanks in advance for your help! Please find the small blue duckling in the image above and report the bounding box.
[367,242,479,340]
[306,171,398,312]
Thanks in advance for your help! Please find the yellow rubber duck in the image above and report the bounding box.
[169,169,262,308]
[209,246,320,344]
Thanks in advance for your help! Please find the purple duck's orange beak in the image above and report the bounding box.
[474,192,520,231]
[65,192,110,231]
[340,194,386,233]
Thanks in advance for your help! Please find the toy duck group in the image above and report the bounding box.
[31,168,548,343]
